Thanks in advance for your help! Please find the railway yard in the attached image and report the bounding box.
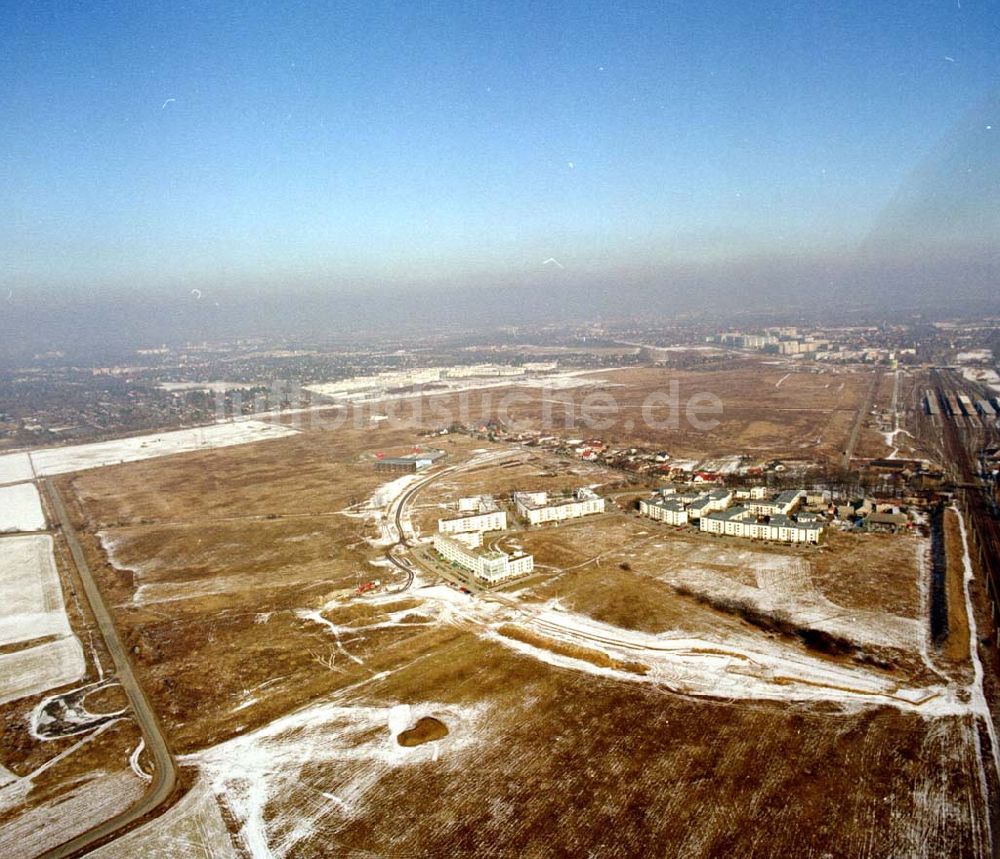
[0,352,999,857]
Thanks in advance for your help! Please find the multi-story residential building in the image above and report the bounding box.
[639,488,731,524]
[514,488,605,525]
[746,489,804,517]
[438,495,507,536]
[432,535,534,584]
[639,496,689,525]
[700,507,823,543]
[438,509,508,535]
[686,489,734,520]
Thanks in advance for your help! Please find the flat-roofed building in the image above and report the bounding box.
[747,489,804,517]
[734,486,768,500]
[432,535,534,584]
[374,449,446,473]
[514,488,605,525]
[438,509,508,535]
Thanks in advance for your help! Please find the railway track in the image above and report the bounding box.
[932,371,1000,638]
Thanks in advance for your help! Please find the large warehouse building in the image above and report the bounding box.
[374,449,446,473]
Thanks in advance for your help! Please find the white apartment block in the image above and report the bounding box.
[686,489,733,519]
[514,488,605,525]
[433,535,534,585]
[639,488,730,525]
[438,510,508,535]
[639,496,689,525]
[699,506,822,544]
[746,490,804,517]
[734,486,768,500]
[449,530,483,548]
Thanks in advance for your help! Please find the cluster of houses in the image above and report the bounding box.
[432,422,811,480]
[831,497,911,533]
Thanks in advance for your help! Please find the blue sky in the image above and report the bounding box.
[2,0,997,297]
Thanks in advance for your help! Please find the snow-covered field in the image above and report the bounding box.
[187,695,486,858]
[0,535,74,646]
[0,483,46,532]
[0,637,86,706]
[0,769,143,858]
[696,455,743,475]
[650,543,921,653]
[0,452,33,486]
[0,535,85,703]
[180,567,984,856]
[89,776,237,859]
[19,421,298,476]
[505,603,954,712]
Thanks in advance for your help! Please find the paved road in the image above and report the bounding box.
[383,451,526,592]
[41,480,178,859]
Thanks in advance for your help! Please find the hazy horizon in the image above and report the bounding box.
[3,0,999,325]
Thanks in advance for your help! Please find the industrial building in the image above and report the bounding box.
[432,534,534,585]
[442,364,525,379]
[514,488,605,525]
[374,449,446,473]
[438,496,507,535]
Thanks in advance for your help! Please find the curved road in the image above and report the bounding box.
[41,480,178,859]
[382,451,526,592]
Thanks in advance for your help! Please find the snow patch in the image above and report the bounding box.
[0,453,34,487]
[186,696,487,857]
[27,420,299,477]
[0,483,47,532]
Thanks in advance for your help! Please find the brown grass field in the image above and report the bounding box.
[2,366,993,857]
[504,362,871,462]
